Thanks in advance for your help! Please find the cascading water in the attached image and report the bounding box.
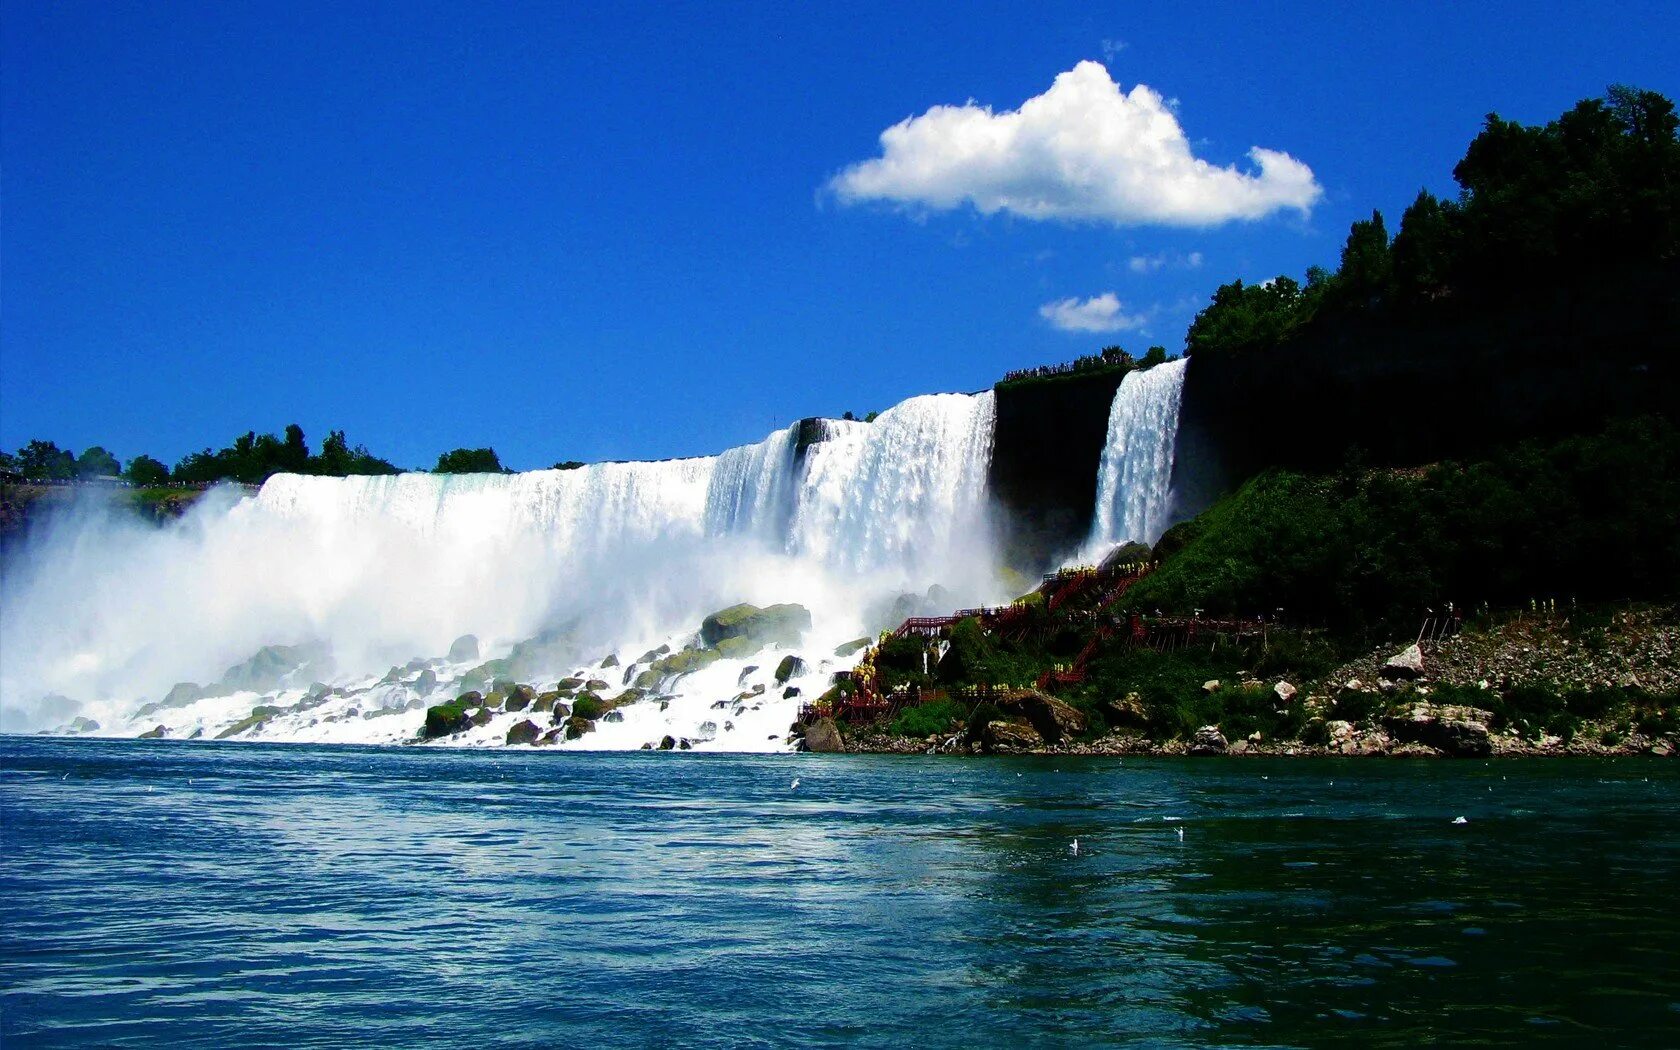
[0,390,1008,748]
[790,393,997,586]
[703,424,797,544]
[1085,358,1189,555]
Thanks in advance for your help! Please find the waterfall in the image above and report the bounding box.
[0,390,1008,746]
[702,424,797,544]
[1086,358,1189,553]
[789,393,996,585]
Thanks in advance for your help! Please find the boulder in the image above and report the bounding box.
[1274,681,1298,703]
[138,725,169,739]
[1103,691,1149,728]
[504,684,536,712]
[834,637,870,658]
[600,653,620,669]
[538,728,563,747]
[550,702,573,723]
[774,655,806,685]
[1382,644,1426,680]
[782,686,801,699]
[556,677,585,693]
[533,691,560,713]
[658,735,678,751]
[800,716,844,753]
[1202,680,1222,694]
[447,634,481,662]
[505,719,542,745]
[737,665,760,686]
[635,645,671,665]
[414,668,438,696]
[999,688,1086,743]
[1189,725,1228,756]
[220,643,324,692]
[1382,703,1492,758]
[585,679,610,692]
[563,715,595,741]
[700,603,811,649]
[69,716,101,733]
[603,710,624,723]
[984,720,1043,752]
[469,707,493,728]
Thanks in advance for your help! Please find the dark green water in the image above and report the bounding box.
[2,738,1676,1047]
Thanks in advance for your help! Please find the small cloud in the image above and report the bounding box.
[1127,251,1204,274]
[828,61,1320,228]
[1101,38,1128,62]
[1038,292,1145,334]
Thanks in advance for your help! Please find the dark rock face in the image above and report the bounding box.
[563,715,595,740]
[658,735,677,751]
[414,669,438,696]
[800,717,844,753]
[138,725,168,739]
[505,719,542,745]
[990,369,1129,568]
[448,635,480,662]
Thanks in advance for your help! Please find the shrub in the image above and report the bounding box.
[891,699,966,738]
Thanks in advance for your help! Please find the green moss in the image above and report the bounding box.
[890,699,966,738]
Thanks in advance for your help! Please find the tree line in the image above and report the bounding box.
[1183,85,1679,358]
[0,428,562,485]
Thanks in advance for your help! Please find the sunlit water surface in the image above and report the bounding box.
[2,738,1677,1047]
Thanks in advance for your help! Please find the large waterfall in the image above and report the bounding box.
[0,391,1006,748]
[1085,357,1189,554]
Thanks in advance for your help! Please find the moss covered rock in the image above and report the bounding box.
[506,719,542,745]
[700,603,811,649]
[774,655,806,684]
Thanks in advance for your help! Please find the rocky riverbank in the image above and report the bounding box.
[797,608,1680,759]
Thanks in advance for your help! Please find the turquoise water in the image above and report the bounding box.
[2,739,1677,1047]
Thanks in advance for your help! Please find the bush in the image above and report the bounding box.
[891,699,966,738]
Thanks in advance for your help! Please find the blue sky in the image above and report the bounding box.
[4,1,1676,470]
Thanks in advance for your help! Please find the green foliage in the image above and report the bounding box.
[1184,86,1679,359]
[1140,346,1169,367]
[1184,276,1310,357]
[14,440,77,480]
[423,696,480,738]
[1123,416,1680,638]
[435,447,505,474]
[123,454,170,485]
[551,460,585,470]
[173,425,398,484]
[75,446,122,479]
[890,698,966,737]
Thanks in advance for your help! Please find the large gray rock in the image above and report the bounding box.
[800,717,844,753]
[700,603,812,649]
[1382,704,1492,757]
[1382,644,1426,680]
[448,634,481,662]
[999,688,1086,743]
[505,719,542,745]
[774,655,806,685]
[984,720,1043,752]
[1189,725,1228,756]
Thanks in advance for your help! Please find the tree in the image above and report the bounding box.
[435,447,504,474]
[551,460,585,471]
[124,454,170,486]
[279,424,310,474]
[1391,189,1457,302]
[16,440,77,480]
[1333,210,1393,309]
[1140,346,1169,368]
[75,446,122,479]
[1184,277,1305,357]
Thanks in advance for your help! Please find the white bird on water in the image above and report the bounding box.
[1452,816,1468,825]
[1070,838,1080,857]
[1176,826,1185,842]
[790,778,800,790]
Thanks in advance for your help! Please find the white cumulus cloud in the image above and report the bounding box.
[829,61,1321,227]
[1038,292,1144,334]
